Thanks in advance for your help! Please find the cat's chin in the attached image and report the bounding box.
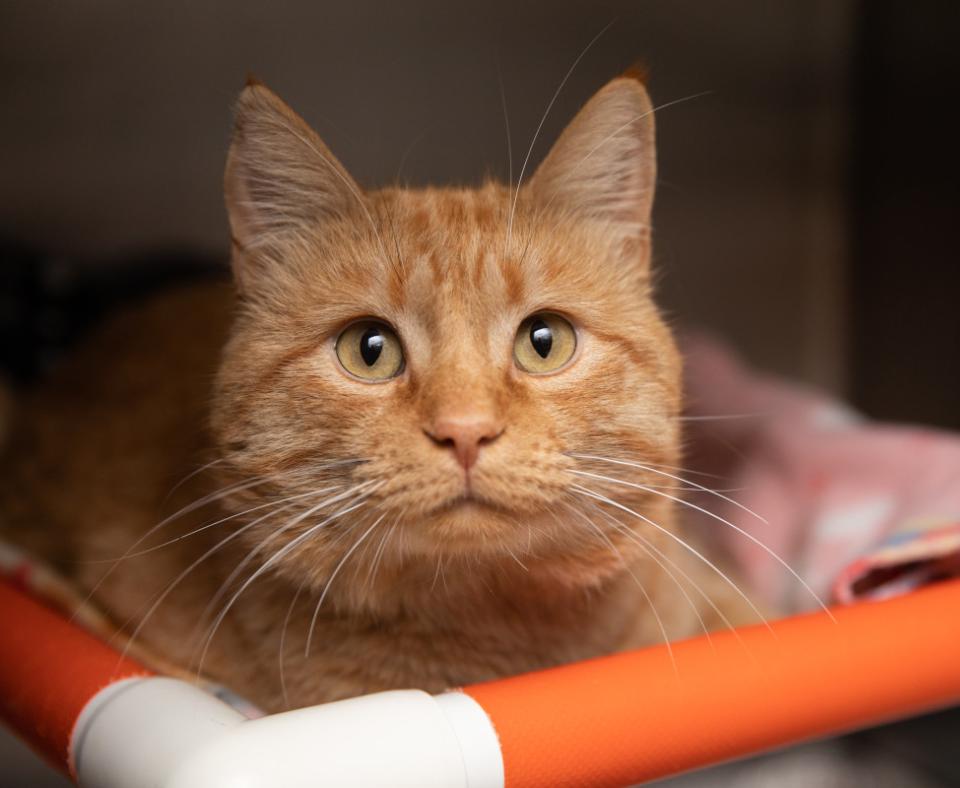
[409,496,547,556]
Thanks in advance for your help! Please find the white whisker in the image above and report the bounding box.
[562,500,678,673]
[304,511,387,657]
[570,453,767,524]
[85,485,342,563]
[116,500,299,664]
[195,482,380,677]
[569,483,771,631]
[540,92,711,219]
[72,474,270,623]
[430,554,444,593]
[564,499,712,644]
[497,57,513,197]
[505,21,613,250]
[503,542,529,572]
[277,121,396,274]
[279,576,309,710]
[161,456,224,505]
[196,481,377,633]
[365,511,403,594]
[678,412,761,422]
[571,467,833,620]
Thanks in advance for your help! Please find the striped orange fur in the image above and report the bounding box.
[1,75,747,711]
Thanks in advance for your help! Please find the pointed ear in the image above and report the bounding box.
[224,79,364,292]
[527,73,657,252]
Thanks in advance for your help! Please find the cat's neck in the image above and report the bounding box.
[217,535,639,636]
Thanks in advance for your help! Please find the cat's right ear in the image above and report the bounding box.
[225,79,363,294]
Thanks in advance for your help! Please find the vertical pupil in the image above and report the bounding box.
[360,327,384,366]
[530,319,553,359]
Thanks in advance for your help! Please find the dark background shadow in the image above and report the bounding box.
[1,0,853,391]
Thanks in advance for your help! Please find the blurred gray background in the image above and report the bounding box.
[1,0,853,390]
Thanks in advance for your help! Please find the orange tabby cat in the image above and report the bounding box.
[1,73,743,711]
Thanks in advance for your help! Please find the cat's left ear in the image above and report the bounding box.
[526,71,656,257]
[224,78,364,293]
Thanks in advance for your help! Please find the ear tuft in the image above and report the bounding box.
[620,61,651,86]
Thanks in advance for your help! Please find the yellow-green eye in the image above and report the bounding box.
[335,321,404,381]
[514,313,577,374]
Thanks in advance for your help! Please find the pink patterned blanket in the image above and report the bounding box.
[682,336,960,612]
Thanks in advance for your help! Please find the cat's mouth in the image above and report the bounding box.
[441,490,501,513]
[427,489,522,526]
[420,463,558,522]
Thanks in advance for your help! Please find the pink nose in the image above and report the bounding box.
[425,414,503,471]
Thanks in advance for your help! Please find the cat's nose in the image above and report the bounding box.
[425,414,504,471]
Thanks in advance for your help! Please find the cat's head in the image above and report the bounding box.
[212,74,681,602]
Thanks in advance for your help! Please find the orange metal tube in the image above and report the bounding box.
[0,580,150,776]
[464,579,960,788]
[3,576,960,787]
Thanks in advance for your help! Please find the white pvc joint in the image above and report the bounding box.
[72,677,245,788]
[435,690,504,788]
[72,677,504,788]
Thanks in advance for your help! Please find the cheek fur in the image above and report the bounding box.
[214,312,679,541]
[211,182,681,580]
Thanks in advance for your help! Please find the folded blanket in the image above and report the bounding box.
[682,335,960,611]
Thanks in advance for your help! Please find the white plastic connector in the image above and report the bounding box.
[72,678,504,788]
[73,677,246,788]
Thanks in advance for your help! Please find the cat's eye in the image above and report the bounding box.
[335,320,404,381]
[514,313,577,374]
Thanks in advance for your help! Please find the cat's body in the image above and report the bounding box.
[1,76,743,711]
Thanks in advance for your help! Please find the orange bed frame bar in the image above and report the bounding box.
[2,577,960,787]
